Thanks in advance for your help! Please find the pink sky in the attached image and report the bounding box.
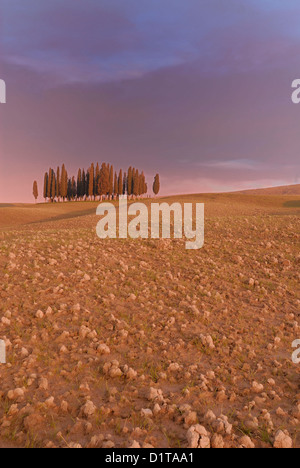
[0,0,299,203]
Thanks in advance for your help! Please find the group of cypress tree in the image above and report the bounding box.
[42,163,150,202]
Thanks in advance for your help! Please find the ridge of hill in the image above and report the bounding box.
[236,184,300,196]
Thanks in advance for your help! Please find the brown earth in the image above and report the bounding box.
[0,192,299,448]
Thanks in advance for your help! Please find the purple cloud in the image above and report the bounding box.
[0,0,299,202]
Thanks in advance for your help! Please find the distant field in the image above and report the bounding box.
[236,183,300,196]
[0,191,299,230]
[0,201,100,230]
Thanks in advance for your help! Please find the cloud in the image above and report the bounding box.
[2,0,300,84]
[1,0,300,202]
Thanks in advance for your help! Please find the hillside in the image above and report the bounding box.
[236,184,300,196]
[0,190,299,230]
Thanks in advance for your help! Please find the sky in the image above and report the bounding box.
[0,0,300,202]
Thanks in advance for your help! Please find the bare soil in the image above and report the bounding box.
[0,192,299,448]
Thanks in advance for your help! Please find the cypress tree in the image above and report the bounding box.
[109,165,114,199]
[61,164,68,201]
[105,163,110,197]
[114,171,118,199]
[107,163,110,196]
[123,172,127,195]
[43,172,48,202]
[64,168,68,201]
[60,165,65,201]
[82,169,86,199]
[133,169,139,197]
[140,171,146,196]
[40,162,149,203]
[132,168,136,192]
[127,167,133,197]
[88,163,94,200]
[77,169,82,200]
[71,176,77,200]
[138,172,142,196]
[95,163,100,199]
[85,171,89,198]
[56,167,60,200]
[51,170,56,201]
[99,162,109,200]
[47,168,52,199]
[33,181,38,203]
[118,169,123,196]
[67,178,72,200]
[153,173,160,196]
